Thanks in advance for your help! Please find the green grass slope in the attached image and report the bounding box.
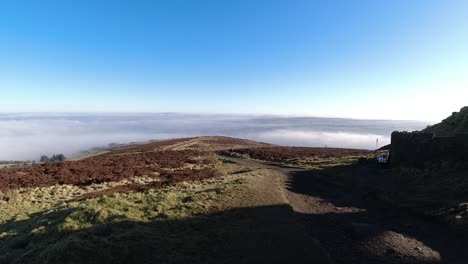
[424,106,468,136]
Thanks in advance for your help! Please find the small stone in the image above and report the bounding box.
[414,247,422,252]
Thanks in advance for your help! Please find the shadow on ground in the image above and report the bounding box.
[0,204,330,264]
[284,163,468,264]
[2,162,467,264]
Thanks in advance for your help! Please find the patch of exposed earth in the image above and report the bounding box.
[223,155,468,264]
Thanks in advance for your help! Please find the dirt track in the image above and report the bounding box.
[222,155,468,264]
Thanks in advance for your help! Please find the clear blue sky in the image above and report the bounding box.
[0,0,467,121]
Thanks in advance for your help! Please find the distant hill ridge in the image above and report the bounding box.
[423,106,468,136]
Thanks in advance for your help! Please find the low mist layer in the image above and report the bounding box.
[0,113,428,161]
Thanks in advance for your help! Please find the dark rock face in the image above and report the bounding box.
[389,131,468,167]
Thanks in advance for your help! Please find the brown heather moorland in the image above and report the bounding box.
[0,136,268,192]
[220,146,371,165]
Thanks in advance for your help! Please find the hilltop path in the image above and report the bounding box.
[221,155,468,264]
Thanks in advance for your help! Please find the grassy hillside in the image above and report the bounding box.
[0,137,331,264]
[424,106,468,136]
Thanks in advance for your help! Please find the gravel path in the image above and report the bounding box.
[222,155,468,264]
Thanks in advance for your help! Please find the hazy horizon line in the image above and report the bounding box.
[0,111,436,123]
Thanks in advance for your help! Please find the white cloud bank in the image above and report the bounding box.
[0,114,428,160]
[252,130,390,149]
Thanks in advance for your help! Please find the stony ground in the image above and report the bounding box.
[222,155,468,264]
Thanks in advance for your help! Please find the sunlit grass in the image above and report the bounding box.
[0,159,257,263]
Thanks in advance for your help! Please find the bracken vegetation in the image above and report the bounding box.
[0,148,217,192]
[221,146,370,163]
[0,137,268,264]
